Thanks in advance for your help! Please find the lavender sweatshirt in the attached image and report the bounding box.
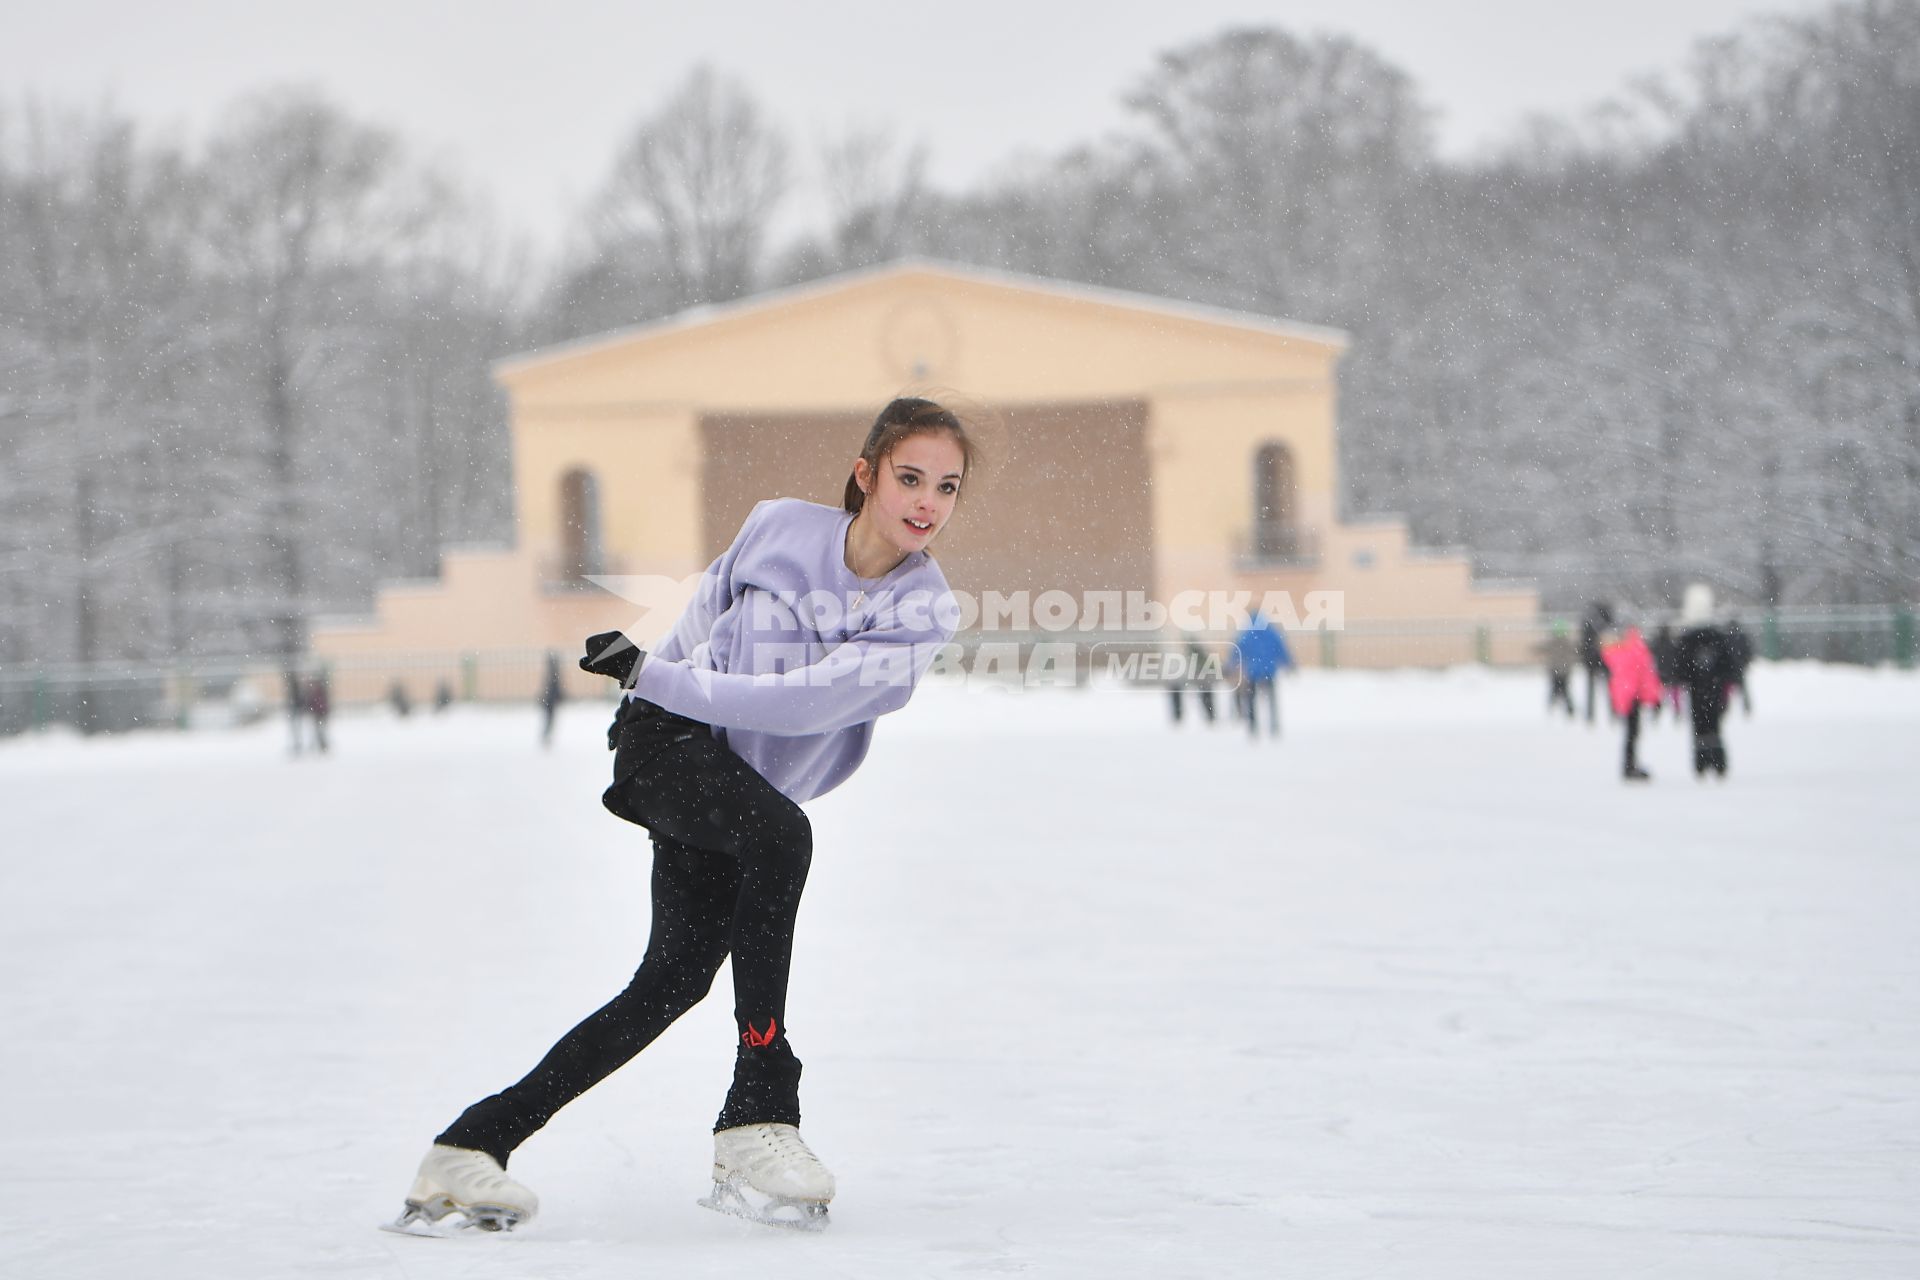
[629,498,959,803]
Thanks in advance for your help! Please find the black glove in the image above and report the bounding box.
[580,630,644,687]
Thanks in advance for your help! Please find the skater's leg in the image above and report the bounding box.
[602,729,814,1130]
[436,836,738,1163]
[1622,705,1645,778]
[1705,696,1729,775]
[1688,684,1716,774]
[711,824,812,1132]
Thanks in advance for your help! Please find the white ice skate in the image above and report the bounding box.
[382,1144,539,1236]
[700,1123,834,1231]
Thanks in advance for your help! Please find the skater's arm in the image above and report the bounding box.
[649,502,767,664]
[632,589,957,736]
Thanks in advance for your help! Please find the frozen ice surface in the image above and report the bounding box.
[2,663,1916,1279]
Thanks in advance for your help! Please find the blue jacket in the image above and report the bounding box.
[1234,619,1293,682]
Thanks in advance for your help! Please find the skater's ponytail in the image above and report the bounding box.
[844,395,981,514]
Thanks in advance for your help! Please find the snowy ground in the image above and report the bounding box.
[3,663,1917,1280]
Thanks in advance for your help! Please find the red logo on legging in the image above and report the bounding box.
[742,1018,778,1048]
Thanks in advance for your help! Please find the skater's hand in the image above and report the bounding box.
[580,630,645,687]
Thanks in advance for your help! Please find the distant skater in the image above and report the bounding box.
[1673,585,1737,778]
[1649,623,1680,723]
[1602,623,1663,780]
[305,671,331,755]
[1167,632,1218,726]
[284,667,307,755]
[1578,601,1613,724]
[1232,610,1292,739]
[538,652,565,748]
[1538,621,1577,717]
[1725,619,1755,715]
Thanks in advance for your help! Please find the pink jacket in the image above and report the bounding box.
[1603,628,1663,716]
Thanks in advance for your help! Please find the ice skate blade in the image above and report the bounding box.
[699,1179,830,1232]
[380,1195,528,1238]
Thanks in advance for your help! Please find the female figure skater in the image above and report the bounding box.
[390,397,971,1234]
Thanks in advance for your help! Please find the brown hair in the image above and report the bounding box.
[842,395,977,514]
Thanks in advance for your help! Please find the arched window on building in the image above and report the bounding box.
[559,468,605,584]
[1252,442,1299,559]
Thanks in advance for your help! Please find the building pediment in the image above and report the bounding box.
[497,259,1349,413]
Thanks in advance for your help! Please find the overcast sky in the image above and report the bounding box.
[4,0,1826,255]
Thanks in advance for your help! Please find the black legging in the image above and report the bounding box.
[436,700,812,1165]
[1688,680,1730,773]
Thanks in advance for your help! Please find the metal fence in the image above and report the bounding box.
[1,606,1912,737]
[1287,607,1918,671]
[0,648,615,738]
[948,608,1918,675]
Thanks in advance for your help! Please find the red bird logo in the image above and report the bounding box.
[742,1018,778,1048]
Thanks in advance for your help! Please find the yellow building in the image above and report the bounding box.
[312,260,1535,697]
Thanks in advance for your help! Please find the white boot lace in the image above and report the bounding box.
[428,1147,534,1207]
[764,1126,818,1168]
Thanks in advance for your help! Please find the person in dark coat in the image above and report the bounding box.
[1649,624,1680,722]
[1578,601,1614,724]
[305,670,332,755]
[539,651,566,748]
[1672,586,1736,778]
[1537,621,1577,717]
[1724,618,1754,714]
[1167,632,1218,726]
[1188,634,1218,724]
[284,666,307,755]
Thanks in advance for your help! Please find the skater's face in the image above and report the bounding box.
[852,431,964,557]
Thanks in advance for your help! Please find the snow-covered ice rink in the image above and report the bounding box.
[3,664,1916,1279]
